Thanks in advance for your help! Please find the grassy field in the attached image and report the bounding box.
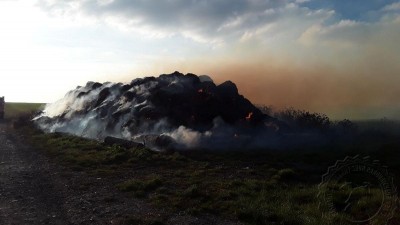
[13,116,400,225]
[4,102,45,120]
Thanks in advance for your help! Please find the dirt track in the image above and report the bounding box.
[0,122,243,225]
[0,122,68,224]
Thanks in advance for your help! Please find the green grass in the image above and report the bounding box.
[4,102,45,119]
[13,119,400,225]
[117,176,163,197]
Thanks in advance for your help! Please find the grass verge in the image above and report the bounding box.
[4,102,45,120]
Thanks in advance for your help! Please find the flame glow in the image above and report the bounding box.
[246,112,253,121]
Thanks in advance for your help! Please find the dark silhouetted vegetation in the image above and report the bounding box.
[274,107,331,132]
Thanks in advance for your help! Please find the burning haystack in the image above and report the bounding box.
[34,72,281,150]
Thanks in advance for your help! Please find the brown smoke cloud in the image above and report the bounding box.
[205,61,400,120]
[137,53,400,120]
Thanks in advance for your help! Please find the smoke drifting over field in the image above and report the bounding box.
[34,72,284,150]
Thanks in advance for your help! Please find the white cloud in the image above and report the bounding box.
[37,0,326,46]
[382,2,400,11]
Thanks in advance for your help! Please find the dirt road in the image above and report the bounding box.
[0,122,68,224]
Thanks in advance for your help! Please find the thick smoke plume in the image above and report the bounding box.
[34,72,283,151]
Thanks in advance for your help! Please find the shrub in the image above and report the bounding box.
[274,108,331,132]
[335,119,357,134]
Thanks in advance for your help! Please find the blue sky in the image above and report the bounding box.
[302,0,399,21]
[0,0,399,119]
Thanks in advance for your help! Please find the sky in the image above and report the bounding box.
[0,0,399,120]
